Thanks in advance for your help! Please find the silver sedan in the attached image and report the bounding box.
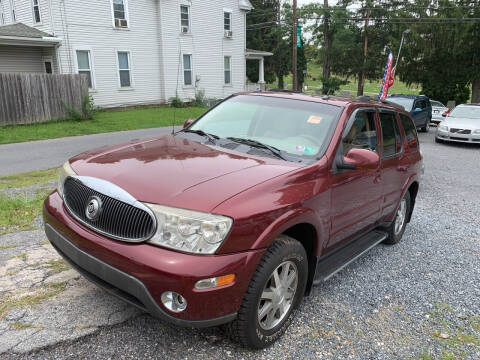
[430,100,449,125]
[435,104,480,144]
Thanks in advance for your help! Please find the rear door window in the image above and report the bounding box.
[399,114,419,149]
[379,112,402,157]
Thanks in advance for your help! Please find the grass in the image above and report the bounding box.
[0,168,59,190]
[0,244,17,250]
[0,190,50,235]
[274,61,421,96]
[45,259,70,274]
[9,322,36,330]
[0,282,67,318]
[0,106,208,145]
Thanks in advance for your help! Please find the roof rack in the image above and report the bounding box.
[355,95,405,110]
[267,88,303,94]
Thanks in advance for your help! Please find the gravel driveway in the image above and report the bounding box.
[3,131,480,359]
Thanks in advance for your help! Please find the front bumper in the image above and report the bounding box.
[436,129,480,143]
[43,191,265,327]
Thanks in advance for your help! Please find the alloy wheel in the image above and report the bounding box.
[257,260,298,330]
[394,198,407,235]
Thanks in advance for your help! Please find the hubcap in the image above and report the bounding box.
[257,261,298,331]
[394,198,407,235]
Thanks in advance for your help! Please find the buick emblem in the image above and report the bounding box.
[85,196,102,221]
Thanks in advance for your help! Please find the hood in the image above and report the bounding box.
[443,117,480,129]
[69,135,301,212]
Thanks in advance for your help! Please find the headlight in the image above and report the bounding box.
[473,129,480,134]
[57,161,76,197]
[438,124,448,131]
[145,204,233,254]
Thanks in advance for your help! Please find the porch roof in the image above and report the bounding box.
[0,23,61,47]
[245,49,274,59]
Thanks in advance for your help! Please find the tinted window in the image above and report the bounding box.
[415,100,427,110]
[400,114,418,148]
[343,111,377,155]
[380,112,402,157]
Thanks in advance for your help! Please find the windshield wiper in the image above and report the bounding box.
[181,129,219,144]
[226,137,287,161]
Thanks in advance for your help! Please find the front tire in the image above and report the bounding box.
[227,235,308,349]
[435,136,444,143]
[384,191,411,245]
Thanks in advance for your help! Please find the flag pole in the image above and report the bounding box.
[394,29,410,70]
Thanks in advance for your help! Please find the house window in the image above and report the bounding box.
[224,56,231,85]
[76,50,94,89]
[117,51,132,87]
[112,0,128,28]
[224,11,231,31]
[183,54,192,86]
[32,0,41,23]
[180,5,190,33]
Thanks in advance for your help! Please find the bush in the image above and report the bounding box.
[319,76,349,95]
[190,89,206,107]
[170,96,185,108]
[61,93,95,121]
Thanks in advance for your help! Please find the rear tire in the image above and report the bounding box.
[384,191,411,245]
[421,120,430,132]
[226,235,308,349]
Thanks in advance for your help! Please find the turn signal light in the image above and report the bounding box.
[194,274,236,290]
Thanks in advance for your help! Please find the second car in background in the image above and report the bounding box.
[430,100,449,125]
[386,94,432,132]
[436,104,480,144]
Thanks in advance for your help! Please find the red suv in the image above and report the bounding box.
[44,92,422,348]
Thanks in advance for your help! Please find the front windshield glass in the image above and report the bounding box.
[449,106,480,119]
[386,97,414,110]
[189,95,342,161]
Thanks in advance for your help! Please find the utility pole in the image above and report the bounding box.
[292,0,297,91]
[322,0,330,94]
[357,5,370,96]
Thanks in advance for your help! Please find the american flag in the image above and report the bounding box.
[378,52,394,100]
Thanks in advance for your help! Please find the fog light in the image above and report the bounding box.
[161,291,187,312]
[194,274,235,290]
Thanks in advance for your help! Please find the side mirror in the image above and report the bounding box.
[337,148,380,171]
[183,118,195,128]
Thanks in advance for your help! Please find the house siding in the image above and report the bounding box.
[0,45,43,72]
[160,0,246,102]
[2,0,249,107]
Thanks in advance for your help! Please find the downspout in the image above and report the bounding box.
[60,0,73,73]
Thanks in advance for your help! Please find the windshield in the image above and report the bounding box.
[387,97,414,110]
[449,106,480,119]
[188,95,342,162]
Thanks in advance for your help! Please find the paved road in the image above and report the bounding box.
[2,131,480,359]
[0,127,180,177]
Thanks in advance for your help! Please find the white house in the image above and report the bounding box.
[0,0,271,107]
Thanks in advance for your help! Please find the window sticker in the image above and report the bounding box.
[295,146,315,154]
[307,115,323,124]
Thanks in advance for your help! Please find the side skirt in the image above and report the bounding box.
[313,230,388,284]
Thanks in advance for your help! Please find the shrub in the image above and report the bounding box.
[190,89,207,107]
[61,93,95,121]
[170,96,185,108]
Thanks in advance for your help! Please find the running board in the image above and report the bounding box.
[313,230,388,284]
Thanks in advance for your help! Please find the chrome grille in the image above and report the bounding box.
[450,128,471,134]
[63,177,156,242]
